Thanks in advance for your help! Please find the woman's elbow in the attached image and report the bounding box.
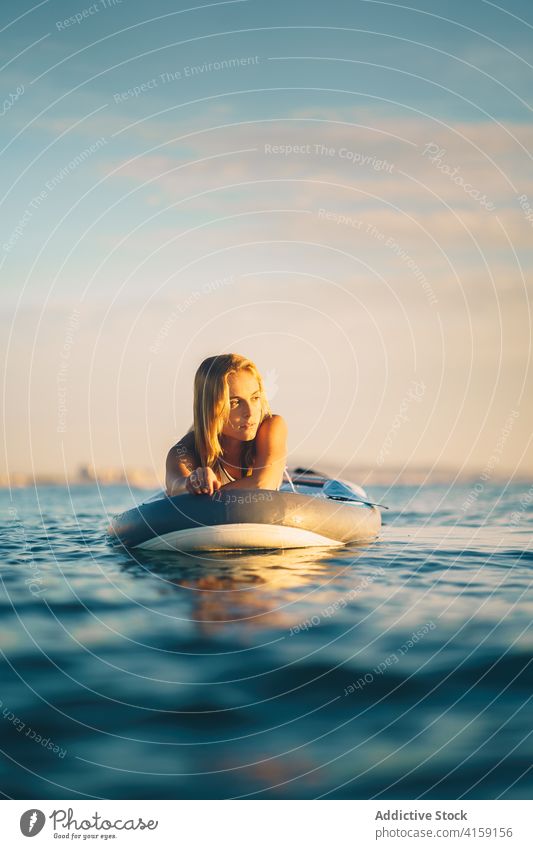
[255,465,284,491]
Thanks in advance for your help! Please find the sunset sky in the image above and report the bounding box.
[1,0,532,482]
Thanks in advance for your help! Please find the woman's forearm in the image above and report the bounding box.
[220,468,283,492]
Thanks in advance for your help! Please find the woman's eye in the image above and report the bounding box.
[230,396,259,409]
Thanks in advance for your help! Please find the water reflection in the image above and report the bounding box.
[118,546,349,634]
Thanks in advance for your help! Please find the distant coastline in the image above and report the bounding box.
[1,464,530,489]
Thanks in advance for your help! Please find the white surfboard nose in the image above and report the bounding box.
[109,470,382,551]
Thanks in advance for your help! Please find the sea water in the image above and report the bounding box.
[0,482,531,799]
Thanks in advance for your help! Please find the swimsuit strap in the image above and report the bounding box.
[218,459,237,482]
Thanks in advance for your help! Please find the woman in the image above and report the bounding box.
[165,354,288,497]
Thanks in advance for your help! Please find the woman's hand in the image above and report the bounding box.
[186,467,221,496]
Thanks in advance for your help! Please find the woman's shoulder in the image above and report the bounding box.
[168,430,198,464]
[255,414,288,441]
[257,414,287,432]
[174,430,196,449]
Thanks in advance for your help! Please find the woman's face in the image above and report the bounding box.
[220,369,262,442]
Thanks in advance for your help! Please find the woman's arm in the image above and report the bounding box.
[165,440,222,496]
[221,414,288,492]
[165,441,196,495]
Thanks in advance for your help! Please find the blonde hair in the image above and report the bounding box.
[191,354,271,473]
